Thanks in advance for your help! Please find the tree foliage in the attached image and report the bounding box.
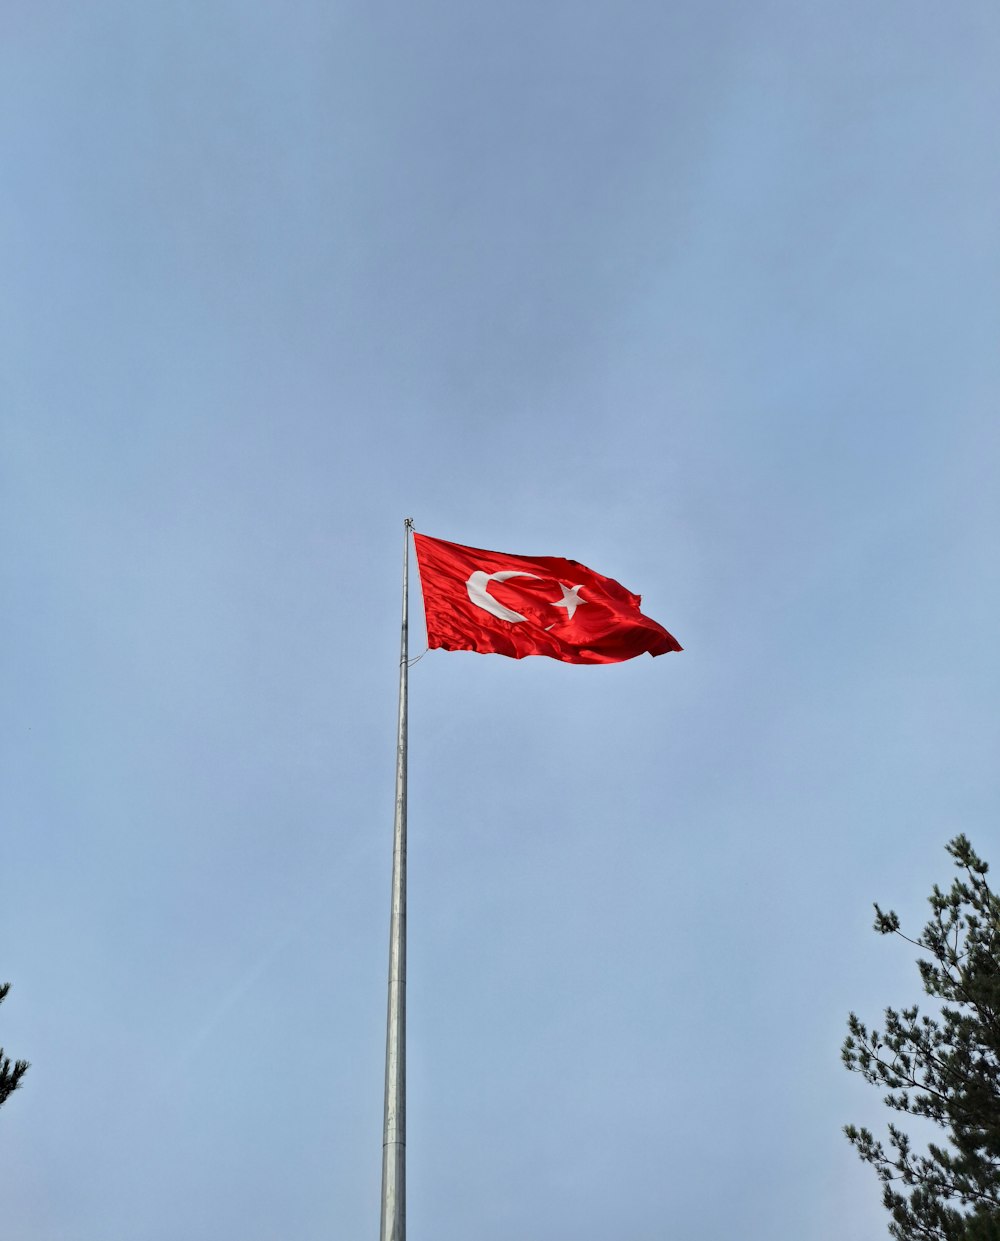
[843,836,1000,1241]
[0,982,29,1110]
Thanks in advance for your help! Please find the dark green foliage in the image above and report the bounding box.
[0,982,29,1110]
[843,836,1000,1241]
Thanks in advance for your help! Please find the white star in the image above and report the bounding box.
[550,582,586,621]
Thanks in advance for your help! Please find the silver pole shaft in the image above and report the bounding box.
[381,518,412,1241]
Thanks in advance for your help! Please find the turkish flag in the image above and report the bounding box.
[413,533,682,665]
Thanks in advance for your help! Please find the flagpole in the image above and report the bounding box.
[381,517,412,1241]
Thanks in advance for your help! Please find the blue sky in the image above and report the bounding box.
[3,3,999,1239]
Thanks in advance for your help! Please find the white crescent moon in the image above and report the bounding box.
[466,570,539,623]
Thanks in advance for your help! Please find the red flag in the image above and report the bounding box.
[412,533,682,665]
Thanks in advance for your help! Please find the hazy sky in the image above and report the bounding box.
[3,4,999,1239]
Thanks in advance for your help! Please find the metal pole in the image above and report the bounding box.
[381,518,412,1241]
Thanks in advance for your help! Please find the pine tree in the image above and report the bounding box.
[843,836,1000,1241]
[0,982,29,1109]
